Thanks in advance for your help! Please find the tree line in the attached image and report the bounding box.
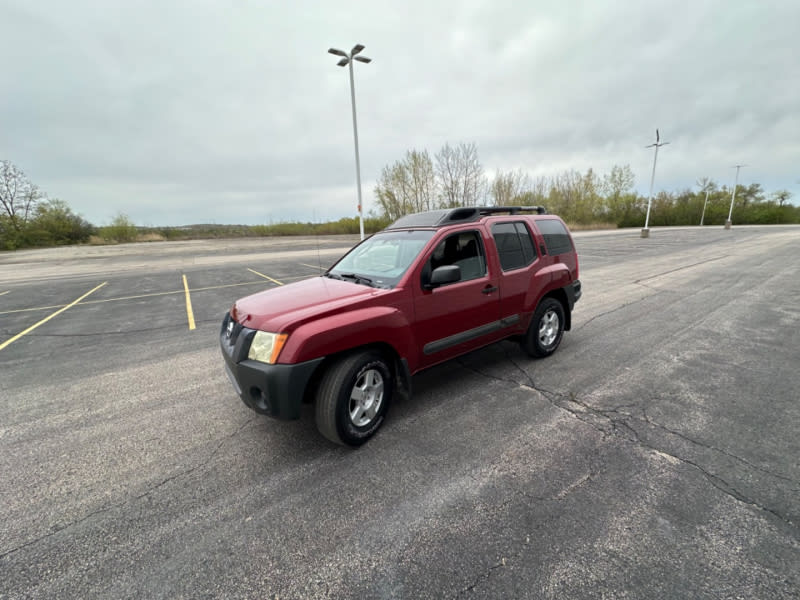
[374,142,798,227]
[1,160,95,249]
[0,160,382,249]
[2,153,798,251]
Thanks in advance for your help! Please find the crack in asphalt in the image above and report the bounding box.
[0,503,117,562]
[637,408,800,485]
[451,471,594,600]
[455,352,798,533]
[450,351,799,596]
[133,415,256,500]
[573,298,646,333]
[633,255,727,284]
[0,416,256,560]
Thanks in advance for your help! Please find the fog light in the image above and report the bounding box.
[249,387,270,413]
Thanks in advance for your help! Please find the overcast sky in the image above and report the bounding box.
[2,0,798,226]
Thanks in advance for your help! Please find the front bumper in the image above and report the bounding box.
[219,313,324,420]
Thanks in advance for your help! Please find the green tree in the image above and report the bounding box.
[32,199,95,245]
[601,165,636,223]
[101,213,139,243]
[771,189,792,207]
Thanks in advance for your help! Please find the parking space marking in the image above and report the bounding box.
[0,290,9,296]
[247,268,284,286]
[0,279,313,317]
[0,282,108,352]
[182,275,196,330]
[299,263,324,270]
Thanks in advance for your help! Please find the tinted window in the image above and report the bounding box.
[515,222,536,264]
[492,222,537,271]
[536,219,573,256]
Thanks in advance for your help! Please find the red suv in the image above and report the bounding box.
[220,206,581,446]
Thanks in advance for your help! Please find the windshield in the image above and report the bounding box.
[327,229,435,288]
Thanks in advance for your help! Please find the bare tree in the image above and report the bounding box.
[435,142,486,208]
[490,168,530,206]
[695,176,717,194]
[374,149,435,219]
[405,150,435,212]
[771,189,792,207]
[548,169,583,221]
[1,160,44,231]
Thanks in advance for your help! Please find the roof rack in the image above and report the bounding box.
[478,206,548,216]
[385,206,548,229]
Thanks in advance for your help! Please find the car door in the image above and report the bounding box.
[411,229,502,369]
[490,220,549,326]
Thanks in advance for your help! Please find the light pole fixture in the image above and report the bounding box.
[725,164,746,229]
[641,129,669,238]
[328,43,372,240]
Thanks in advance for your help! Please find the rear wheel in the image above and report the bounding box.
[522,297,565,358]
[315,351,393,446]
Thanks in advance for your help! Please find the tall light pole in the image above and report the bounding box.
[328,44,371,240]
[700,187,710,226]
[725,164,746,230]
[641,129,669,238]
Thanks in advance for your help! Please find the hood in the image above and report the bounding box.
[231,276,385,332]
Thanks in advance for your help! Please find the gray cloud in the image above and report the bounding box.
[1,0,798,226]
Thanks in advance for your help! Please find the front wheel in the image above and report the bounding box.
[315,351,393,446]
[522,297,566,358]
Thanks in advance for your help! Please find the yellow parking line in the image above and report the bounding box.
[0,282,107,352]
[182,275,196,330]
[0,278,312,317]
[247,268,284,286]
[0,290,9,296]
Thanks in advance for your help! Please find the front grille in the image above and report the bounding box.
[220,313,255,363]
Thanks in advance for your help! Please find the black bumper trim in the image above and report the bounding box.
[565,279,582,310]
[220,313,324,420]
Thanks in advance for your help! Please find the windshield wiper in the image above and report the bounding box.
[324,272,344,281]
[335,272,375,287]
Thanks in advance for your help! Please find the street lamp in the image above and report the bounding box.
[725,164,746,230]
[641,129,669,238]
[700,187,710,226]
[328,43,372,240]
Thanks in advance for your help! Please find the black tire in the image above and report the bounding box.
[315,351,393,446]
[522,297,566,358]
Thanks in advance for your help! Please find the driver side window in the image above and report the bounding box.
[422,231,486,287]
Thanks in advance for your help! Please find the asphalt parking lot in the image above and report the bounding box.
[1,226,799,599]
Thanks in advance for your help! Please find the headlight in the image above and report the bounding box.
[247,331,288,364]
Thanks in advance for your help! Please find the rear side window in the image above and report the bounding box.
[536,219,573,256]
[492,222,537,271]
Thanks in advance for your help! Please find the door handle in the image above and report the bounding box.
[482,285,498,295]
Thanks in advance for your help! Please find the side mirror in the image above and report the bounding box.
[427,265,461,289]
